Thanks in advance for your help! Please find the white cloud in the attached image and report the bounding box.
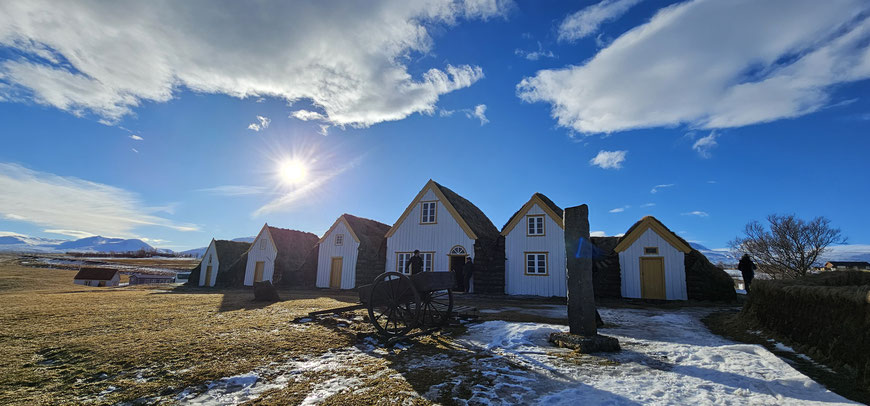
[589,150,626,169]
[650,184,674,193]
[466,104,489,125]
[609,207,625,213]
[558,0,642,42]
[129,134,143,141]
[4,213,26,220]
[707,180,717,184]
[0,163,197,238]
[514,42,556,60]
[0,1,510,126]
[590,231,606,237]
[44,229,95,239]
[682,211,709,217]
[247,115,271,132]
[197,185,268,196]
[520,0,870,134]
[131,148,139,153]
[692,131,719,158]
[640,203,655,208]
[290,110,326,122]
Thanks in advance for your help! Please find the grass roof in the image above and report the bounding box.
[341,214,390,257]
[432,181,499,241]
[501,192,563,231]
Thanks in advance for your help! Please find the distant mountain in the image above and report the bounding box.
[0,232,167,254]
[690,243,737,265]
[180,237,256,258]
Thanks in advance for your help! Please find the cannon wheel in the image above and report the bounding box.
[368,272,421,337]
[420,289,453,327]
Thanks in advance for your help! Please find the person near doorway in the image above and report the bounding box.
[737,254,756,292]
[462,256,474,293]
[406,250,424,275]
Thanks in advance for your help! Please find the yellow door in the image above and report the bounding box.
[204,266,213,286]
[254,261,265,282]
[330,257,343,289]
[640,257,666,299]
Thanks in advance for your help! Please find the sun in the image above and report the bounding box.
[279,160,308,184]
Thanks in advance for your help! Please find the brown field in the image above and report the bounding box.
[96,257,201,270]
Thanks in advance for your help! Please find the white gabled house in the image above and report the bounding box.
[196,239,250,287]
[384,180,503,294]
[614,216,692,300]
[241,223,318,286]
[315,214,390,289]
[501,193,567,297]
[73,268,120,287]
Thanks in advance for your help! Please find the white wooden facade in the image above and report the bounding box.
[502,196,567,297]
[315,217,361,289]
[385,182,475,282]
[199,240,219,287]
[74,274,119,287]
[615,218,690,300]
[244,224,278,286]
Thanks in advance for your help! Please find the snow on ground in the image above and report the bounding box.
[174,307,855,405]
[457,307,855,405]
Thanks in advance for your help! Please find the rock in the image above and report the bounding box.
[253,281,280,301]
[549,332,621,353]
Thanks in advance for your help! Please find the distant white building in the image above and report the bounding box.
[315,214,390,289]
[614,216,691,300]
[243,224,318,286]
[384,180,503,293]
[501,193,567,297]
[73,268,119,287]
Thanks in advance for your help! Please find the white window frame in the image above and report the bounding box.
[525,252,548,275]
[420,201,437,224]
[527,215,545,236]
[335,234,344,246]
[397,252,434,274]
[259,238,266,250]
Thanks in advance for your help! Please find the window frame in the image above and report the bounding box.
[526,215,546,236]
[524,252,549,276]
[420,201,438,224]
[335,233,344,246]
[643,246,659,255]
[397,251,434,274]
[259,238,266,250]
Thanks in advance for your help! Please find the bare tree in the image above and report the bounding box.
[730,214,846,279]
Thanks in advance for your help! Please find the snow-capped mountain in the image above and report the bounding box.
[690,243,738,265]
[180,237,255,258]
[691,243,870,266]
[0,232,167,254]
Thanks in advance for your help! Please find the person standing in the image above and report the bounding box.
[738,254,756,292]
[462,256,474,293]
[406,250,424,275]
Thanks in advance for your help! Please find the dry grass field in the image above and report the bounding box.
[0,255,370,404]
[96,257,201,270]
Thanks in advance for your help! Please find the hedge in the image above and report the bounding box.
[741,271,870,390]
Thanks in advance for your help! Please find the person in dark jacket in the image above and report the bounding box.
[462,256,475,293]
[406,250,424,275]
[737,254,756,291]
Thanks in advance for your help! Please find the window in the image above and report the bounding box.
[420,201,437,224]
[527,215,545,236]
[335,234,344,246]
[450,245,467,255]
[644,247,659,255]
[397,252,434,274]
[259,238,266,250]
[208,256,212,264]
[525,252,548,275]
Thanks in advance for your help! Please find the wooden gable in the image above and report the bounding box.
[384,180,478,240]
[500,194,564,236]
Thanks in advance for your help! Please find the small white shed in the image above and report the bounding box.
[73,268,120,287]
[501,193,567,297]
[614,216,692,300]
[315,214,390,289]
[198,239,250,287]
[243,223,318,286]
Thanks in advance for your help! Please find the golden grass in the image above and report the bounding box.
[0,255,363,404]
[96,257,200,270]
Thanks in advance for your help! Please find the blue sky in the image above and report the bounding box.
[1,0,869,250]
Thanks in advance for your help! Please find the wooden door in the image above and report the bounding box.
[205,266,213,286]
[330,257,343,289]
[254,261,265,282]
[640,257,666,299]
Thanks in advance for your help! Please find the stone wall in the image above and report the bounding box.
[472,235,506,294]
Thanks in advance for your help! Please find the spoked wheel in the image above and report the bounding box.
[420,289,454,327]
[368,272,421,337]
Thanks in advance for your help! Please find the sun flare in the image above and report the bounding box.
[279,160,308,184]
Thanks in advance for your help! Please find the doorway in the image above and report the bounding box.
[640,257,666,299]
[254,261,265,283]
[205,265,213,286]
[330,257,343,289]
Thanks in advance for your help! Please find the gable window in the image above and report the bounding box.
[420,201,437,224]
[208,256,212,264]
[525,252,548,275]
[644,247,659,255]
[397,252,434,274]
[335,234,344,246]
[259,239,266,250]
[527,215,545,236]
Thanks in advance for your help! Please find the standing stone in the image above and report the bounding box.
[564,205,597,336]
